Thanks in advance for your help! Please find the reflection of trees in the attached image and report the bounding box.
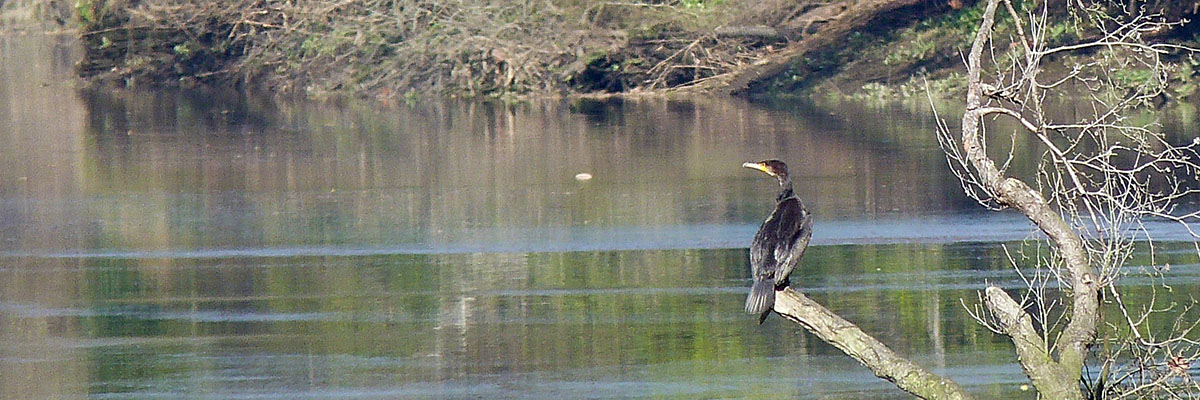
[0,32,89,400]
[378,246,1024,390]
[41,245,1027,394]
[73,93,980,257]
[40,241,1191,397]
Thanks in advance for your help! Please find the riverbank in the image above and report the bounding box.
[22,0,1200,100]
[65,0,960,99]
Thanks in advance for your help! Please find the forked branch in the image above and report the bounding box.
[946,0,1200,397]
[958,0,1098,397]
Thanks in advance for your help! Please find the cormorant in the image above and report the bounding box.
[743,159,813,323]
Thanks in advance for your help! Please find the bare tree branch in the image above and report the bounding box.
[768,1,1199,398]
[773,288,973,400]
[983,286,1079,399]
[942,0,1200,397]
[954,0,1102,397]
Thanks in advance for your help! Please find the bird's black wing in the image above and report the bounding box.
[771,197,812,287]
[749,207,782,282]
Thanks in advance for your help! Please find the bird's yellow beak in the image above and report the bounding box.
[742,162,773,176]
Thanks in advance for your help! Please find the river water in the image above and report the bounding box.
[2,32,1198,399]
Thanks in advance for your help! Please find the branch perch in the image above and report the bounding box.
[773,288,973,400]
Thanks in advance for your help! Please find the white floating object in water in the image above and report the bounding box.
[575,172,593,181]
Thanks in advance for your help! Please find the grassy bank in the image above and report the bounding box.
[779,0,1200,103]
[74,0,772,99]
[60,0,1200,101]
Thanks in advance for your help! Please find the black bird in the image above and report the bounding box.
[743,159,813,323]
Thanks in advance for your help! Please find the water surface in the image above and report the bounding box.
[2,31,1197,399]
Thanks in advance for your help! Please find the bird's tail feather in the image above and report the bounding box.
[745,278,775,321]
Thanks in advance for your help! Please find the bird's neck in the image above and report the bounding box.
[776,180,795,202]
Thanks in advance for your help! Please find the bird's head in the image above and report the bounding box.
[742,159,790,184]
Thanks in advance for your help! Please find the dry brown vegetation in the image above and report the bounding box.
[73,0,991,99]
[75,0,793,98]
[69,0,1200,99]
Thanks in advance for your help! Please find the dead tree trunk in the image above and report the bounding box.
[953,0,1098,398]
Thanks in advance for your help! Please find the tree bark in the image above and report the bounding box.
[959,0,1097,398]
[983,286,1081,399]
[773,288,974,400]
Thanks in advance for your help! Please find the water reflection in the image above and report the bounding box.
[9,83,998,258]
[4,245,1039,399]
[15,242,1198,398]
[2,31,1199,399]
[0,31,90,400]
